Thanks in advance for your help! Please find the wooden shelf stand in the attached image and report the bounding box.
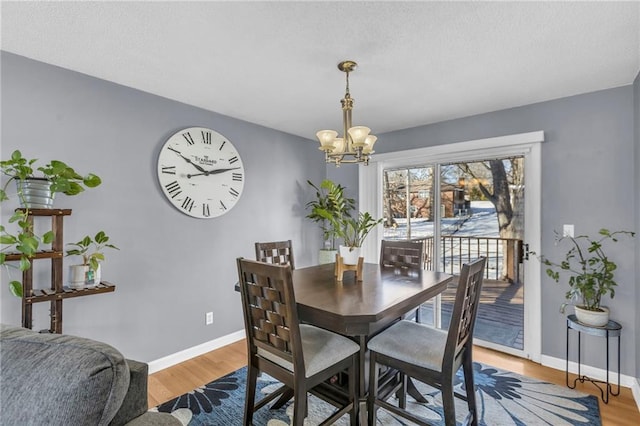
[13,208,115,333]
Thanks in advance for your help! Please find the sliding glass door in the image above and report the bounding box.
[381,156,525,352]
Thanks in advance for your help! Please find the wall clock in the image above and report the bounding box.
[157,127,245,218]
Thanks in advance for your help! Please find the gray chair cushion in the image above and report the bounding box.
[0,324,129,426]
[258,324,359,377]
[367,320,447,371]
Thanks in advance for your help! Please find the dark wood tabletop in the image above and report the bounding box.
[292,262,453,337]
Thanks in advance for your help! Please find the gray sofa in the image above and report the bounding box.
[0,324,183,426]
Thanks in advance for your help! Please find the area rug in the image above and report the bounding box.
[153,362,601,425]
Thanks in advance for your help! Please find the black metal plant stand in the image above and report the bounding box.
[565,314,621,403]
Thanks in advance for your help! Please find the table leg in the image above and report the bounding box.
[406,378,429,403]
[605,329,610,403]
[357,335,367,425]
[566,321,570,388]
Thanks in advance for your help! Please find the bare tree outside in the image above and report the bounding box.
[456,158,524,241]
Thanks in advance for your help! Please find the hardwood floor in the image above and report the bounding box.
[148,340,640,425]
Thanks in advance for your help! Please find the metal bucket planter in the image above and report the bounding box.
[16,178,54,209]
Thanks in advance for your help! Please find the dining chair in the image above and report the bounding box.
[236,258,359,426]
[255,240,295,269]
[379,239,424,270]
[380,239,425,322]
[367,257,487,426]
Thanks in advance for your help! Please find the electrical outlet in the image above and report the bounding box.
[563,224,574,238]
[205,312,214,325]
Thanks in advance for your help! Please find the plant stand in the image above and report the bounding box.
[565,314,621,403]
[5,209,116,334]
[334,254,363,282]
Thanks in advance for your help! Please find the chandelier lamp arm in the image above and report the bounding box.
[316,60,377,166]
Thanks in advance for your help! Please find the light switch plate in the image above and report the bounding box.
[563,224,574,238]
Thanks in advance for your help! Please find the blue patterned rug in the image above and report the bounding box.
[154,362,601,425]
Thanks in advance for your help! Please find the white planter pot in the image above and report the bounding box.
[69,265,90,289]
[339,245,362,265]
[318,249,337,265]
[575,305,610,327]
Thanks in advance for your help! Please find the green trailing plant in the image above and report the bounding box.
[534,228,635,312]
[305,179,355,250]
[0,150,102,296]
[0,150,101,203]
[0,210,54,297]
[65,231,119,271]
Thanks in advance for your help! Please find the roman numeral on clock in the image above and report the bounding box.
[182,132,195,145]
[161,166,176,175]
[232,173,243,182]
[220,200,227,211]
[219,140,226,151]
[202,203,211,217]
[164,181,182,198]
[229,188,239,198]
[201,131,211,144]
[181,196,194,212]
[229,156,239,164]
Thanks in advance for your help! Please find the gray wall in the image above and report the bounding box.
[0,52,325,361]
[343,86,637,375]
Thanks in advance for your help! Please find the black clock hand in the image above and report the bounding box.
[187,167,241,178]
[167,147,207,173]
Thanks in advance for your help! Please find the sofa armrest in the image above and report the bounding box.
[109,359,148,426]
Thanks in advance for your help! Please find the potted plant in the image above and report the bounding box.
[1,150,101,208]
[535,228,635,326]
[0,210,54,297]
[65,231,119,288]
[334,212,384,264]
[306,179,355,264]
[0,150,102,296]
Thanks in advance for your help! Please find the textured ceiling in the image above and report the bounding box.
[2,1,639,140]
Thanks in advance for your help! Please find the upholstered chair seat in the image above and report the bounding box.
[368,320,447,371]
[257,324,359,378]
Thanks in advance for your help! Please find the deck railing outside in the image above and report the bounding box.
[405,236,524,283]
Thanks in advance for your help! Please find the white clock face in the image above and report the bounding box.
[157,127,245,218]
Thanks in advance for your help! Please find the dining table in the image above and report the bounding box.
[290,261,453,419]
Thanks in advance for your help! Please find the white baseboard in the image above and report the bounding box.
[148,329,245,374]
[632,378,640,412]
[541,354,636,389]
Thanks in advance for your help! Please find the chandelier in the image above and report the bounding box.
[316,60,377,166]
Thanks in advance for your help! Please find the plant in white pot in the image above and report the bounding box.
[305,179,355,264]
[65,231,119,288]
[535,228,634,326]
[321,211,383,265]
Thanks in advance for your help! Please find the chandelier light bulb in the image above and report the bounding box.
[363,135,377,154]
[347,126,371,148]
[332,138,346,154]
[316,130,338,151]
